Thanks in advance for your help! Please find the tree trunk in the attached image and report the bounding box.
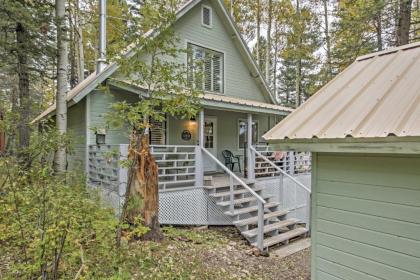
[230,0,234,17]
[397,0,413,46]
[323,0,332,78]
[295,0,302,107]
[265,0,273,85]
[375,9,383,51]
[54,0,69,173]
[76,0,85,82]
[16,23,31,153]
[272,21,279,100]
[123,133,163,241]
[69,21,77,88]
[256,0,261,67]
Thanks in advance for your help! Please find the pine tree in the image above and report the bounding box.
[0,0,55,156]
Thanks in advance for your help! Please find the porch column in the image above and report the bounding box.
[195,109,204,187]
[247,113,255,181]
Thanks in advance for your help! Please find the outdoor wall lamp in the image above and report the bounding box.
[95,128,107,145]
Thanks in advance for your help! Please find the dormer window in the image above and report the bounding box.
[202,5,212,28]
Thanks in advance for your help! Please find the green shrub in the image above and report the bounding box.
[0,130,124,279]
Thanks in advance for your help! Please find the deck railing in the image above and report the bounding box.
[254,145,311,177]
[151,145,197,190]
[88,144,199,192]
[251,146,311,230]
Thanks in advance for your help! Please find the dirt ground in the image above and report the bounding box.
[197,226,311,280]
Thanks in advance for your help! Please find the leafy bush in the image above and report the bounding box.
[0,130,124,279]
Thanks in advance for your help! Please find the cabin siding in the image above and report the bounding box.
[168,109,277,164]
[311,153,420,280]
[173,0,269,103]
[87,89,138,145]
[67,99,86,170]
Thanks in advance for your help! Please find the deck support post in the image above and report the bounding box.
[247,113,255,181]
[229,175,234,214]
[195,109,204,187]
[257,201,264,251]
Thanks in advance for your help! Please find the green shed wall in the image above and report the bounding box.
[311,153,420,280]
[67,98,86,171]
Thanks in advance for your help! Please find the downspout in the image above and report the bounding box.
[97,0,106,73]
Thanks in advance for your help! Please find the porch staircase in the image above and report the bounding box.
[204,176,309,252]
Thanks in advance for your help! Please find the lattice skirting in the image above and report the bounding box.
[257,174,311,226]
[89,184,233,225]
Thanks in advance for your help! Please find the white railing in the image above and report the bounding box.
[151,145,197,190]
[254,145,311,177]
[251,146,311,230]
[201,147,266,251]
[88,144,199,192]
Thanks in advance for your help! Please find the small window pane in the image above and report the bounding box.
[202,6,211,26]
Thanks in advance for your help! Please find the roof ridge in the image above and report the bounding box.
[356,41,420,61]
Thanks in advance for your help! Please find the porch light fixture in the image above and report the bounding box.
[95,128,107,145]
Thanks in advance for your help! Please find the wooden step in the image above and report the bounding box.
[224,202,279,216]
[241,218,300,238]
[234,210,289,227]
[204,183,254,190]
[216,195,272,207]
[209,186,264,198]
[252,227,308,248]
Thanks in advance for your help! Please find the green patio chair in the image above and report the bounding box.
[222,150,241,173]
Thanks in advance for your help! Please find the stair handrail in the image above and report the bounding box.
[201,147,266,203]
[251,146,311,194]
[201,147,266,251]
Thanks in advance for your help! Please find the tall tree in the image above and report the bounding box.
[0,0,55,157]
[107,1,201,241]
[256,0,261,67]
[397,0,413,45]
[265,0,273,84]
[15,22,31,151]
[322,0,332,79]
[54,0,69,173]
[295,0,302,107]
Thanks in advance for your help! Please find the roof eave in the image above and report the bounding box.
[266,136,420,154]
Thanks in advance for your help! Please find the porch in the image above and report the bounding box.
[87,106,311,251]
[87,141,311,249]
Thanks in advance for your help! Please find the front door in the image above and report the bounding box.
[203,116,217,172]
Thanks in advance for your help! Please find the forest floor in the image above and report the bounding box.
[0,226,310,279]
[127,226,311,279]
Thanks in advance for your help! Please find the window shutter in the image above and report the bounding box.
[202,6,211,26]
[212,54,222,92]
[204,55,212,91]
[150,118,166,145]
[194,48,204,89]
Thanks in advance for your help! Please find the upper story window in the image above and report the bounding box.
[201,5,212,28]
[187,43,224,94]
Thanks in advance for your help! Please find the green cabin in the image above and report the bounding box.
[35,0,312,252]
[264,42,420,280]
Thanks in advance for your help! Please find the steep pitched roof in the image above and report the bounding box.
[263,41,420,143]
[32,0,276,123]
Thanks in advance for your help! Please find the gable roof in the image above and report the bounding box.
[263,41,420,143]
[32,0,276,123]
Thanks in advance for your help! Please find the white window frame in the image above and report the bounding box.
[238,119,259,149]
[201,4,213,28]
[187,42,224,94]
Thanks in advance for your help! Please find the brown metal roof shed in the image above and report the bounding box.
[264,41,420,145]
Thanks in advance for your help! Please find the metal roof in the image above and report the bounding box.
[202,93,293,112]
[264,41,420,142]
